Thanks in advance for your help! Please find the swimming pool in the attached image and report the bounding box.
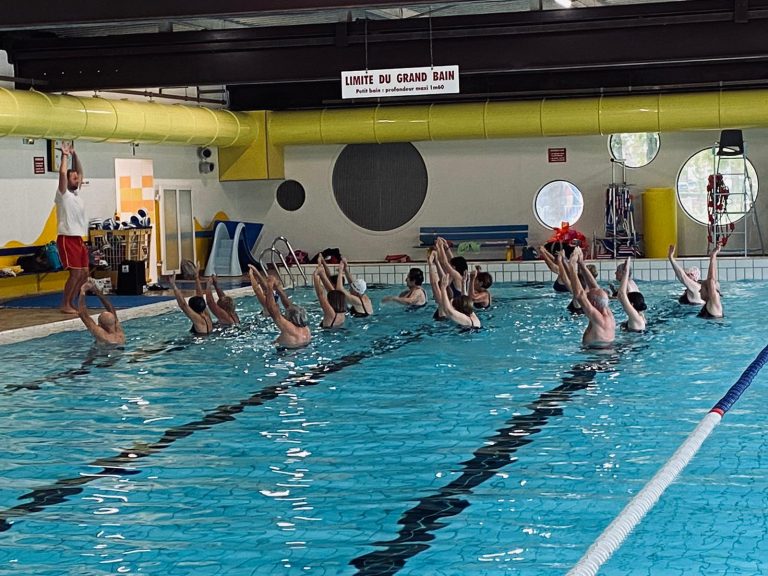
[0,280,766,575]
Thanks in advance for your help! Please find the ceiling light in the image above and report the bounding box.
[555,0,573,7]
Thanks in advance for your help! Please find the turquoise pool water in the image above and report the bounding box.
[0,281,766,575]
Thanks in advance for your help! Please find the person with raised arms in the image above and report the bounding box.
[616,256,646,332]
[427,250,480,329]
[539,244,571,293]
[205,274,240,327]
[169,265,213,335]
[313,263,347,329]
[668,244,704,305]
[55,141,88,314]
[698,244,724,319]
[77,280,125,345]
[567,246,615,348]
[338,258,373,317]
[248,264,311,348]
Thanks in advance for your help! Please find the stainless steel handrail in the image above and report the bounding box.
[257,236,308,288]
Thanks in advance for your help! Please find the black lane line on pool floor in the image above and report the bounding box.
[2,338,190,395]
[0,328,430,532]
[350,353,621,576]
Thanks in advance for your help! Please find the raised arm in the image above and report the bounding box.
[205,276,228,320]
[440,236,456,260]
[71,145,84,182]
[169,274,193,316]
[313,266,334,315]
[314,261,335,292]
[707,244,720,283]
[575,249,600,290]
[264,281,293,330]
[193,263,204,296]
[212,274,227,299]
[435,237,463,287]
[58,142,71,193]
[617,256,643,325]
[556,251,574,292]
[249,265,286,323]
[91,287,117,316]
[567,251,587,303]
[705,244,723,315]
[274,283,293,309]
[668,244,698,290]
[539,245,559,274]
[427,251,446,310]
[340,257,355,285]
[468,268,479,301]
[77,282,99,334]
[247,265,267,306]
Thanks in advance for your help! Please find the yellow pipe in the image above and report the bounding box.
[2,86,768,153]
[268,89,768,146]
[0,88,257,147]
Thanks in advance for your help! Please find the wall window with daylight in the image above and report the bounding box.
[676,148,759,225]
[534,180,584,229]
[609,133,660,168]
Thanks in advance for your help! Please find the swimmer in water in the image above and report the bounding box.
[668,244,704,305]
[567,246,615,348]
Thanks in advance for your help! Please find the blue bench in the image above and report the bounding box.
[419,225,528,255]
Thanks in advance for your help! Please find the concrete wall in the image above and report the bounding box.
[260,130,768,260]
[1,128,766,271]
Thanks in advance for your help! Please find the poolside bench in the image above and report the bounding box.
[0,244,69,299]
[0,244,49,274]
[419,225,529,257]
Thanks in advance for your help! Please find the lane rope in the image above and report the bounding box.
[568,343,768,576]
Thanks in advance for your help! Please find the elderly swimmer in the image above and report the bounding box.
[567,247,615,347]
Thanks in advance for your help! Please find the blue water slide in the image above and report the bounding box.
[203,220,264,276]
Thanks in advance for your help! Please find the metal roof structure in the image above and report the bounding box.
[1,0,763,110]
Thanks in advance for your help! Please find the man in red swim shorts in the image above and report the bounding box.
[55,141,88,314]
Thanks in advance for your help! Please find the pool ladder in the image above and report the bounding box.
[258,236,308,288]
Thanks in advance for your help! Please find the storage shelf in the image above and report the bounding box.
[89,229,151,271]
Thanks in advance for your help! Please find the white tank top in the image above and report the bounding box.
[55,188,87,237]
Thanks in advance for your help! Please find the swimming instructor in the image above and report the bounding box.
[55,141,88,314]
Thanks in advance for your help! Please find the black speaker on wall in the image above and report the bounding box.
[117,260,146,295]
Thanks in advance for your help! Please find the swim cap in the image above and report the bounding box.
[351,279,367,295]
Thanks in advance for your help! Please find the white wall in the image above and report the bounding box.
[254,129,768,260]
[0,139,267,246]
[1,128,767,264]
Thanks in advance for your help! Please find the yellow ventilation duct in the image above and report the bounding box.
[268,90,768,146]
[0,88,258,147]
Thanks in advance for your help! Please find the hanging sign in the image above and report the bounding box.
[548,148,567,163]
[341,65,459,99]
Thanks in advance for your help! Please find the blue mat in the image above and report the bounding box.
[4,293,174,309]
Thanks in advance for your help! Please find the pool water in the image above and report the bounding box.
[0,280,766,575]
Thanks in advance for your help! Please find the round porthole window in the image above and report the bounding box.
[276,180,305,212]
[676,148,758,225]
[534,180,584,229]
[332,143,427,231]
[609,133,660,168]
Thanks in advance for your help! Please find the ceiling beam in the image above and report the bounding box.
[6,0,768,109]
[0,0,508,30]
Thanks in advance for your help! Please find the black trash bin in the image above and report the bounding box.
[117,260,146,295]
